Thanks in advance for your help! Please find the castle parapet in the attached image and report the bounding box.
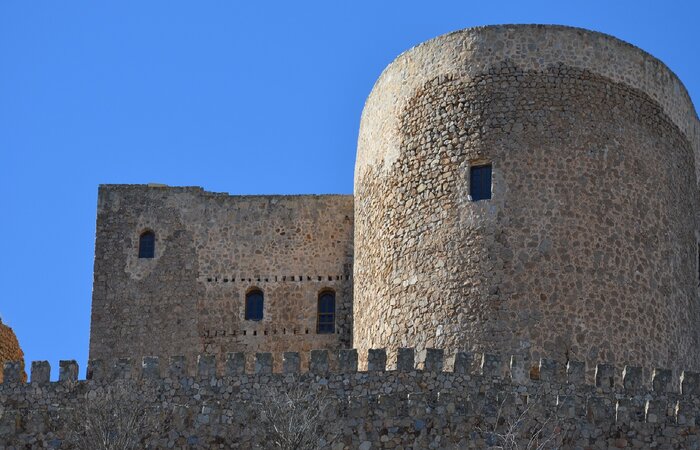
[3,348,697,394]
[3,348,700,447]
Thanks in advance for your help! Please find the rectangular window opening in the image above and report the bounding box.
[469,163,492,201]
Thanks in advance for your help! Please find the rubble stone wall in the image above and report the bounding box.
[2,349,700,449]
[89,185,354,372]
[354,25,700,372]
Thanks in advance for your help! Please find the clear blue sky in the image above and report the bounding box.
[1,1,698,379]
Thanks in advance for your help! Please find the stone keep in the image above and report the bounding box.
[90,25,700,375]
[89,186,354,370]
[354,25,700,371]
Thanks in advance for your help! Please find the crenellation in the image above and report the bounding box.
[3,361,22,384]
[282,351,300,374]
[566,360,585,385]
[197,354,216,379]
[142,356,160,379]
[309,349,329,374]
[423,348,443,372]
[225,352,245,376]
[30,361,50,385]
[622,365,643,392]
[337,349,357,373]
[538,358,559,382]
[367,348,387,372]
[254,352,272,374]
[396,347,415,371]
[594,363,616,389]
[653,368,674,393]
[453,351,474,375]
[58,360,78,383]
[3,351,700,447]
[481,353,504,378]
[169,355,187,378]
[680,370,700,395]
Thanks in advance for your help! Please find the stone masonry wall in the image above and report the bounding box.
[90,185,354,372]
[0,320,24,384]
[3,349,700,449]
[354,25,700,373]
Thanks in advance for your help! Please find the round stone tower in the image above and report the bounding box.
[353,25,700,371]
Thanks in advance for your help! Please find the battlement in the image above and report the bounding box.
[4,348,699,394]
[3,348,700,448]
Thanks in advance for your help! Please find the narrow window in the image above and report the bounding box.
[245,289,264,321]
[317,290,335,334]
[469,163,492,201]
[138,231,155,258]
[697,243,700,286]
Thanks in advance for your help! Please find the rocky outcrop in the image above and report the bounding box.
[0,318,25,383]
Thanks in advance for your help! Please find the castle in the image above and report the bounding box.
[3,24,700,448]
[90,24,700,374]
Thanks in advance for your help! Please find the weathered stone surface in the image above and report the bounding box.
[1,351,699,448]
[58,361,78,383]
[354,25,700,374]
[89,186,353,373]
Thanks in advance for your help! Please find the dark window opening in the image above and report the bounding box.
[245,289,264,321]
[138,231,155,258]
[317,290,336,334]
[469,164,492,201]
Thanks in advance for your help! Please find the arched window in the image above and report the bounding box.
[245,289,264,321]
[138,231,155,258]
[317,290,335,334]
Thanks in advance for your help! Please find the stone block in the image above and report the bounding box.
[396,348,415,371]
[367,349,386,372]
[225,353,245,376]
[652,368,673,393]
[282,352,300,374]
[255,353,272,374]
[424,348,443,372]
[680,371,700,396]
[142,356,160,379]
[566,360,585,385]
[337,349,358,372]
[3,361,23,384]
[310,350,329,374]
[169,356,187,378]
[595,363,615,388]
[59,360,78,382]
[482,353,503,378]
[539,358,558,382]
[453,352,473,374]
[197,354,216,379]
[622,366,642,391]
[30,361,50,385]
